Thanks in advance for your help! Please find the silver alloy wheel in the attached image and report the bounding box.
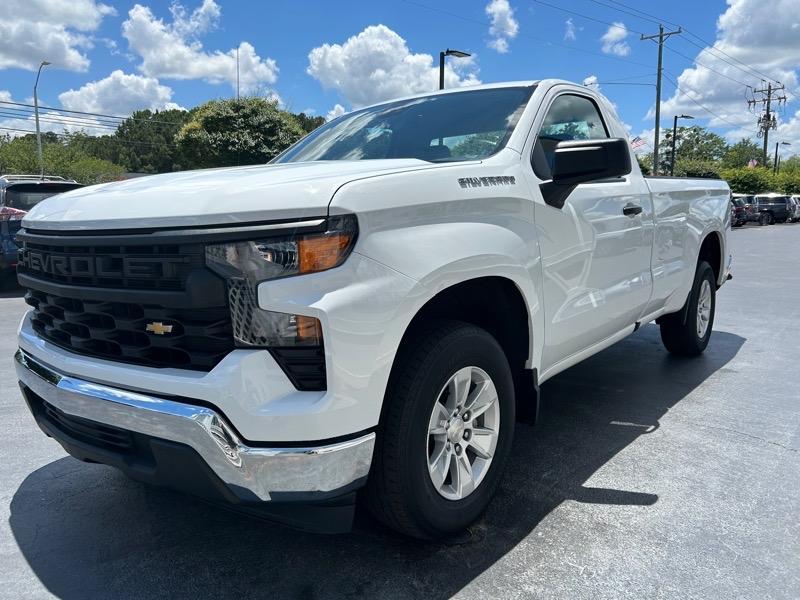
[696,279,712,339]
[426,366,500,501]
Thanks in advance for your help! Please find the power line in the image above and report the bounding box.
[589,0,782,86]
[660,44,754,88]
[0,100,184,126]
[401,0,653,69]
[661,72,746,129]
[539,1,760,92]
[531,0,644,35]
[0,110,121,131]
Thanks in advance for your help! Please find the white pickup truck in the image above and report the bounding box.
[14,80,731,538]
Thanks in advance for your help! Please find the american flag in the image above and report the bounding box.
[630,136,646,150]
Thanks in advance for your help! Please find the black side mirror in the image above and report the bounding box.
[540,138,632,209]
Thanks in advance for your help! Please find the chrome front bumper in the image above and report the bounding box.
[15,349,375,502]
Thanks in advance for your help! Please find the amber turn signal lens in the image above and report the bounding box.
[298,233,353,273]
[296,315,323,343]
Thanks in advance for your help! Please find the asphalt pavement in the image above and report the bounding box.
[0,223,798,599]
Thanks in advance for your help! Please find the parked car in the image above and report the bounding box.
[14,80,732,539]
[0,175,83,284]
[730,194,752,227]
[789,195,800,223]
[753,193,794,224]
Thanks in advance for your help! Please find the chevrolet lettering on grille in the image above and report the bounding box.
[17,249,188,279]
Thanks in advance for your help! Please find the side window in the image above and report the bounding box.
[532,94,609,179]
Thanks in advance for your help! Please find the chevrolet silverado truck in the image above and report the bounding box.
[14,80,731,539]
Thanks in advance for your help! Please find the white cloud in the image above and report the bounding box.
[583,75,600,92]
[59,70,181,115]
[600,22,630,57]
[564,18,577,42]
[307,25,480,108]
[0,91,12,103]
[486,0,519,54]
[658,0,799,146]
[326,104,346,121]
[122,1,278,92]
[0,0,115,72]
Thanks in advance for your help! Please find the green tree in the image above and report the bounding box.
[778,155,800,173]
[720,167,775,194]
[294,112,326,134]
[177,98,305,168]
[112,109,193,173]
[721,138,763,169]
[775,171,800,194]
[673,158,721,179]
[0,135,124,183]
[661,126,728,174]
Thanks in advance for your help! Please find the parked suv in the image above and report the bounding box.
[0,175,83,284]
[753,193,793,224]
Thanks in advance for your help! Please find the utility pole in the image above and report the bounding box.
[641,25,681,176]
[748,81,786,166]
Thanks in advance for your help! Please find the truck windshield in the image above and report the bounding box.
[5,183,83,211]
[273,86,535,164]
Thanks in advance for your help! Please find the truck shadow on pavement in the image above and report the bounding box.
[9,325,745,600]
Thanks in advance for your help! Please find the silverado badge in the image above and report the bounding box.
[145,322,174,335]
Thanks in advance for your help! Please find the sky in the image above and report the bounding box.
[0,0,798,160]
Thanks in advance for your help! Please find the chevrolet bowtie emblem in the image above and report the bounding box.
[145,322,174,335]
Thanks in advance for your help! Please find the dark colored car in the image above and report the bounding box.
[730,196,751,227]
[753,194,793,225]
[1,175,83,283]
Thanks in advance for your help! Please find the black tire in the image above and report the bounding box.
[759,213,770,226]
[364,320,515,539]
[659,261,716,356]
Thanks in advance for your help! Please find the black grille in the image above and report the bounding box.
[26,289,234,371]
[270,347,327,391]
[42,398,134,452]
[17,240,203,291]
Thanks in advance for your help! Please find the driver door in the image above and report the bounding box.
[523,92,654,375]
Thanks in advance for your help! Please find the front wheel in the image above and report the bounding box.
[759,213,771,226]
[364,320,515,539]
[659,261,716,356]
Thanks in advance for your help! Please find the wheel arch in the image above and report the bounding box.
[385,276,540,424]
[698,230,724,286]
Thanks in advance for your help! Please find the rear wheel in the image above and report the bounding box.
[659,261,716,356]
[759,213,771,226]
[364,320,515,539]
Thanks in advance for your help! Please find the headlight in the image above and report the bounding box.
[205,215,357,350]
[205,214,357,282]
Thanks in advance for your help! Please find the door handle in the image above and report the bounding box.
[623,203,643,216]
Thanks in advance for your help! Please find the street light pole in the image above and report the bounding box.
[33,60,51,179]
[438,48,471,90]
[669,114,693,176]
[774,141,791,174]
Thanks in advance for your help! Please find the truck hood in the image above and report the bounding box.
[22,160,445,231]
